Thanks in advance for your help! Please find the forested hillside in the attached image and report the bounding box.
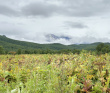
[0,35,110,51]
[0,35,69,51]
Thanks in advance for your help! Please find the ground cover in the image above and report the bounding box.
[0,53,110,93]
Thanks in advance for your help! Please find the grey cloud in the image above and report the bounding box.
[0,30,25,36]
[0,5,19,16]
[21,0,110,17]
[59,0,110,17]
[42,35,110,45]
[71,36,110,44]
[64,21,88,29]
[21,2,62,17]
[59,36,110,44]
[0,22,26,36]
[0,0,110,17]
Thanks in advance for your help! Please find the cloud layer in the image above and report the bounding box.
[1,0,110,17]
[0,0,110,45]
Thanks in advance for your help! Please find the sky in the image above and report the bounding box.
[0,0,110,45]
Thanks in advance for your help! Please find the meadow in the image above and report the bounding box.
[0,52,110,93]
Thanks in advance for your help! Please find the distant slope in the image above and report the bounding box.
[0,35,69,51]
[68,43,102,50]
[0,35,110,51]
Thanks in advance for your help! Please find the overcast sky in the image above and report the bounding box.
[0,0,110,45]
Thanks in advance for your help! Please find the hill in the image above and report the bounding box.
[0,35,70,51]
[0,35,110,51]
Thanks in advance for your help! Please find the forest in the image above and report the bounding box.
[0,35,110,55]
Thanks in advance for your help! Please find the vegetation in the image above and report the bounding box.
[1,35,110,92]
[1,35,110,52]
[0,53,110,93]
[96,43,110,55]
[1,35,110,55]
[0,46,4,54]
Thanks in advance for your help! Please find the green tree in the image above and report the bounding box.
[96,43,110,54]
[24,50,30,54]
[0,46,4,54]
[17,49,22,54]
[72,49,81,54]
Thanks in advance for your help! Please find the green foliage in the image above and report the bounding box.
[96,43,110,54]
[17,49,22,54]
[0,46,4,54]
[1,35,110,53]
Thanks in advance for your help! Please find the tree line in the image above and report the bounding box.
[0,43,110,55]
[0,46,81,54]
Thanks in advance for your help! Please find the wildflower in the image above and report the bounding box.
[86,75,93,80]
[0,62,2,69]
[27,69,30,73]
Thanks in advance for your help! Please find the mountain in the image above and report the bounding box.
[0,35,110,51]
[45,34,71,42]
[0,35,70,51]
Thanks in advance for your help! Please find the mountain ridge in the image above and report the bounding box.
[0,35,109,51]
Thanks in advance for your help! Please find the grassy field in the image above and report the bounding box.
[0,53,110,93]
